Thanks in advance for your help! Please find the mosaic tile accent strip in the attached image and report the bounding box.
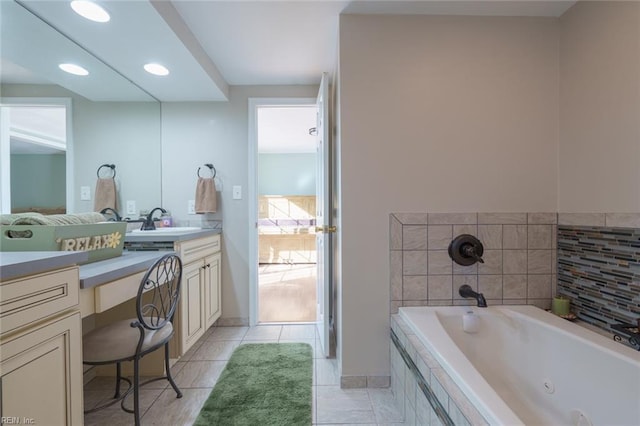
[557,225,640,336]
[391,329,454,426]
[390,314,488,425]
[390,212,557,313]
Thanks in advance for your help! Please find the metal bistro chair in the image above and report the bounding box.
[83,253,183,425]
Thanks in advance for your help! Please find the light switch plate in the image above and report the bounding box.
[126,200,137,215]
[80,186,91,201]
[188,200,196,214]
[232,185,242,200]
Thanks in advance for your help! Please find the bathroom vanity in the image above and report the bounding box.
[172,233,222,353]
[81,229,222,363]
[0,228,222,424]
[0,251,88,425]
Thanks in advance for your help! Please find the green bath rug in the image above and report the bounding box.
[194,342,313,426]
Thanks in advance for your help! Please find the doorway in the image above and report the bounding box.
[0,97,73,214]
[254,103,318,323]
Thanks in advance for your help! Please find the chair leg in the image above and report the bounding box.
[133,358,141,426]
[165,343,183,398]
[114,362,122,399]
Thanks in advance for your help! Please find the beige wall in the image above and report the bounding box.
[339,15,560,377]
[559,1,640,212]
[161,85,318,322]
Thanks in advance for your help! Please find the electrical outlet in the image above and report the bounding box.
[232,185,242,200]
[80,186,91,201]
[126,200,137,215]
[188,200,196,214]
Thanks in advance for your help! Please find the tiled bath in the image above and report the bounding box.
[387,211,639,424]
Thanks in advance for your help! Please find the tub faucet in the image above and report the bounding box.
[100,207,121,221]
[142,207,166,230]
[459,284,487,308]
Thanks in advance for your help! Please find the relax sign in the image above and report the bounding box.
[57,231,123,251]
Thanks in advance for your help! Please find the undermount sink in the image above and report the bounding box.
[129,227,201,235]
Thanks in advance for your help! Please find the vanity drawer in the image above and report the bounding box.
[1,267,79,336]
[93,270,146,314]
[176,234,220,264]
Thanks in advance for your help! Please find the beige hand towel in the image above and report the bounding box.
[195,177,217,214]
[94,178,117,212]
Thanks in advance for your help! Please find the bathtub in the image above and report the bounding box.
[399,305,640,426]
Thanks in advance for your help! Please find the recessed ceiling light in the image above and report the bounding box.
[144,63,170,76]
[70,0,110,23]
[59,63,89,76]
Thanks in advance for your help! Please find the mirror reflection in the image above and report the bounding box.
[0,0,161,217]
[7,103,68,214]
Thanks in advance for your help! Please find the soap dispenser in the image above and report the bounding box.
[160,211,173,228]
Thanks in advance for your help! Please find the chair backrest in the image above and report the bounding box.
[136,253,182,330]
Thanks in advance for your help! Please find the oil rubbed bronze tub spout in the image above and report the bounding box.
[459,284,487,308]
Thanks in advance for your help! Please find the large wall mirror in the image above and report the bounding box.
[0,0,161,217]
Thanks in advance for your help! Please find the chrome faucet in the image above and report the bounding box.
[459,285,487,308]
[142,207,166,230]
[100,207,121,221]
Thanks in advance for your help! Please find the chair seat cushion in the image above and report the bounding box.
[83,318,173,363]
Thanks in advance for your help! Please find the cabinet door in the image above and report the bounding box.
[204,253,222,329]
[178,261,206,354]
[1,312,83,425]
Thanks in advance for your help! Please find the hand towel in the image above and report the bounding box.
[195,177,217,214]
[94,178,117,213]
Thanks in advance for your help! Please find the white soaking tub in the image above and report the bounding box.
[399,305,640,426]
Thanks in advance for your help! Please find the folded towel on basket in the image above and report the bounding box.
[10,212,106,226]
[94,178,117,212]
[195,177,217,214]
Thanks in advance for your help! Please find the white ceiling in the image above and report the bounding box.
[9,106,67,154]
[173,1,348,86]
[258,106,318,154]
[1,1,576,102]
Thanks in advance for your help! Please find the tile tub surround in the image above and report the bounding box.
[390,314,488,426]
[390,212,557,313]
[557,224,640,339]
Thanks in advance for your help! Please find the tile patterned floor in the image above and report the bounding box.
[84,324,405,425]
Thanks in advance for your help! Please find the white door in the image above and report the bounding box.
[315,73,332,357]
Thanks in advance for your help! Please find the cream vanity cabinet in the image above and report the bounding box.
[173,234,221,354]
[0,262,84,426]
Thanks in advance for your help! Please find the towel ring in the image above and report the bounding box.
[197,164,216,179]
[97,164,116,179]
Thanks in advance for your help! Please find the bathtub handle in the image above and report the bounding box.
[462,244,485,263]
[448,234,485,266]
